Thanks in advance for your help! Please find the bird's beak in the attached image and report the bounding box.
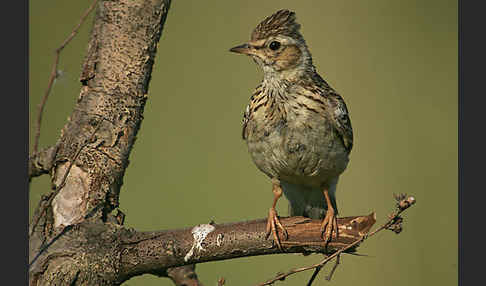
[229,43,252,55]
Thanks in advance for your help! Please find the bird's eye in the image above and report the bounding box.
[269,41,281,51]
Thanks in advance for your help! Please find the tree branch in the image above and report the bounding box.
[166,264,204,286]
[117,213,376,282]
[29,1,176,284]
[256,195,416,286]
[28,144,59,181]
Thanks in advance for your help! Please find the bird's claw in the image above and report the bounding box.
[320,209,339,244]
[265,208,288,251]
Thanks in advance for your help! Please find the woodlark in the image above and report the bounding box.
[230,9,353,248]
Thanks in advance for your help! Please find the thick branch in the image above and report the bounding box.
[117,214,376,282]
[30,0,172,236]
[29,0,174,284]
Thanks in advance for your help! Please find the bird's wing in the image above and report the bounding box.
[242,103,250,140]
[326,90,354,152]
[310,73,353,152]
[242,83,264,140]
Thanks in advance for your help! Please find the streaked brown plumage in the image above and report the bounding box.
[230,9,353,248]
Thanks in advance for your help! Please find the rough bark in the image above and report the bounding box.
[29,0,172,284]
[118,214,375,281]
[29,1,376,285]
[30,213,375,285]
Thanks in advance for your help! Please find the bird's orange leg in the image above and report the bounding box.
[320,188,339,243]
[265,179,288,250]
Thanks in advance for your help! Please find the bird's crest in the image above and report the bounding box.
[251,9,302,41]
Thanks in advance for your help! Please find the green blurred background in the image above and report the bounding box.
[30,1,457,285]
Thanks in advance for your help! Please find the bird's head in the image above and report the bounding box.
[230,9,314,80]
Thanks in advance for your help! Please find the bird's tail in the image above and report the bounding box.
[281,181,338,220]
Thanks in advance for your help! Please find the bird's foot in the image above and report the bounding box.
[320,208,338,243]
[265,207,288,251]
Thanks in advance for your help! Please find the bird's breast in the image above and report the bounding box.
[245,103,349,187]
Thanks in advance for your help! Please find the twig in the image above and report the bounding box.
[255,195,416,286]
[29,121,102,237]
[32,0,98,155]
[325,253,340,281]
[305,265,322,286]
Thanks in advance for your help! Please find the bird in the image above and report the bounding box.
[229,9,353,249]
